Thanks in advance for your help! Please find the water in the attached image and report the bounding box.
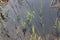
[1,0,58,40]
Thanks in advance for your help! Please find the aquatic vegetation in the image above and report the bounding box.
[30,25,37,40]
[38,36,43,40]
[0,5,11,40]
[21,19,26,28]
[26,11,35,23]
[54,17,60,40]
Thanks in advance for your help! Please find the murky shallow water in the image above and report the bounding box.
[0,0,59,40]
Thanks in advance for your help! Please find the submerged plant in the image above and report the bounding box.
[26,11,35,23]
[21,20,26,28]
[38,36,43,40]
[30,25,37,40]
[55,18,60,40]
